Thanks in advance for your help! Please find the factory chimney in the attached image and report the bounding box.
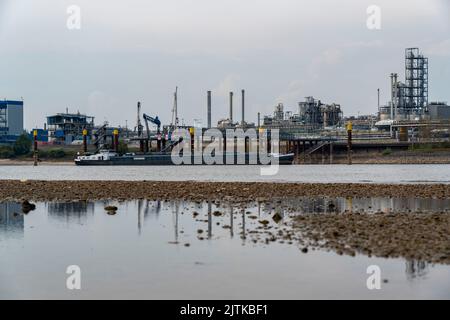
[241,89,245,125]
[390,74,395,120]
[390,73,400,120]
[207,91,212,128]
[393,74,398,119]
[377,88,380,114]
[229,92,233,122]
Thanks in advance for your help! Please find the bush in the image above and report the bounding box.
[47,148,66,159]
[382,148,392,156]
[13,134,32,156]
[0,146,14,159]
[118,141,129,155]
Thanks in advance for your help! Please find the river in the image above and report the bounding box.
[0,164,449,183]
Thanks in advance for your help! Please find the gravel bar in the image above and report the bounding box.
[0,180,449,202]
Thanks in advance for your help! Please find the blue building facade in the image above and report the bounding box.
[0,100,24,144]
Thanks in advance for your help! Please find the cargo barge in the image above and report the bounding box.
[74,150,294,166]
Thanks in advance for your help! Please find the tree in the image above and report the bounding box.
[13,133,32,156]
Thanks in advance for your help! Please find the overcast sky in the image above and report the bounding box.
[0,0,449,129]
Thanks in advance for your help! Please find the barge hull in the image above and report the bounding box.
[75,153,294,166]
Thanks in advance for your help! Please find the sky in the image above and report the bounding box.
[0,0,449,130]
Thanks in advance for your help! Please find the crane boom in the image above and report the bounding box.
[143,113,161,140]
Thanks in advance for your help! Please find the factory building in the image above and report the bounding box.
[47,112,95,144]
[263,97,343,129]
[298,97,342,128]
[0,100,24,143]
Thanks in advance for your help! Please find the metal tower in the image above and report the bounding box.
[405,48,428,111]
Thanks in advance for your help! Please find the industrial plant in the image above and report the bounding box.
[377,48,449,123]
[1,47,449,164]
[263,98,343,130]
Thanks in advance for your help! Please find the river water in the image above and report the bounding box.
[1,198,449,299]
[0,164,449,183]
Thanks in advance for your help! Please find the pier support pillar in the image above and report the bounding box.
[321,144,325,164]
[82,129,88,154]
[33,130,38,166]
[114,129,119,153]
[329,142,333,165]
[347,122,353,165]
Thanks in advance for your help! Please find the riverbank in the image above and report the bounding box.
[1,180,449,202]
[321,151,450,164]
[0,159,73,166]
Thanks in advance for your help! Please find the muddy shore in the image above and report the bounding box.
[0,180,449,202]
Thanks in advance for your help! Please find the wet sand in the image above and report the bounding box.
[0,180,450,202]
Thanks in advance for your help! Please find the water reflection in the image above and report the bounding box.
[241,209,246,240]
[207,201,212,239]
[229,205,234,238]
[173,201,180,242]
[136,199,162,235]
[406,260,429,280]
[47,201,94,226]
[2,197,445,283]
[0,202,23,239]
[275,197,450,214]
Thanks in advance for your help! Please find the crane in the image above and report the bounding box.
[143,113,161,140]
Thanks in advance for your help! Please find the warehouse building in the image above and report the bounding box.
[427,102,450,120]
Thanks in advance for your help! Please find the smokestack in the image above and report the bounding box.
[393,74,398,119]
[207,91,212,128]
[390,74,394,120]
[257,112,261,128]
[229,92,233,122]
[241,89,245,125]
[377,88,380,113]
